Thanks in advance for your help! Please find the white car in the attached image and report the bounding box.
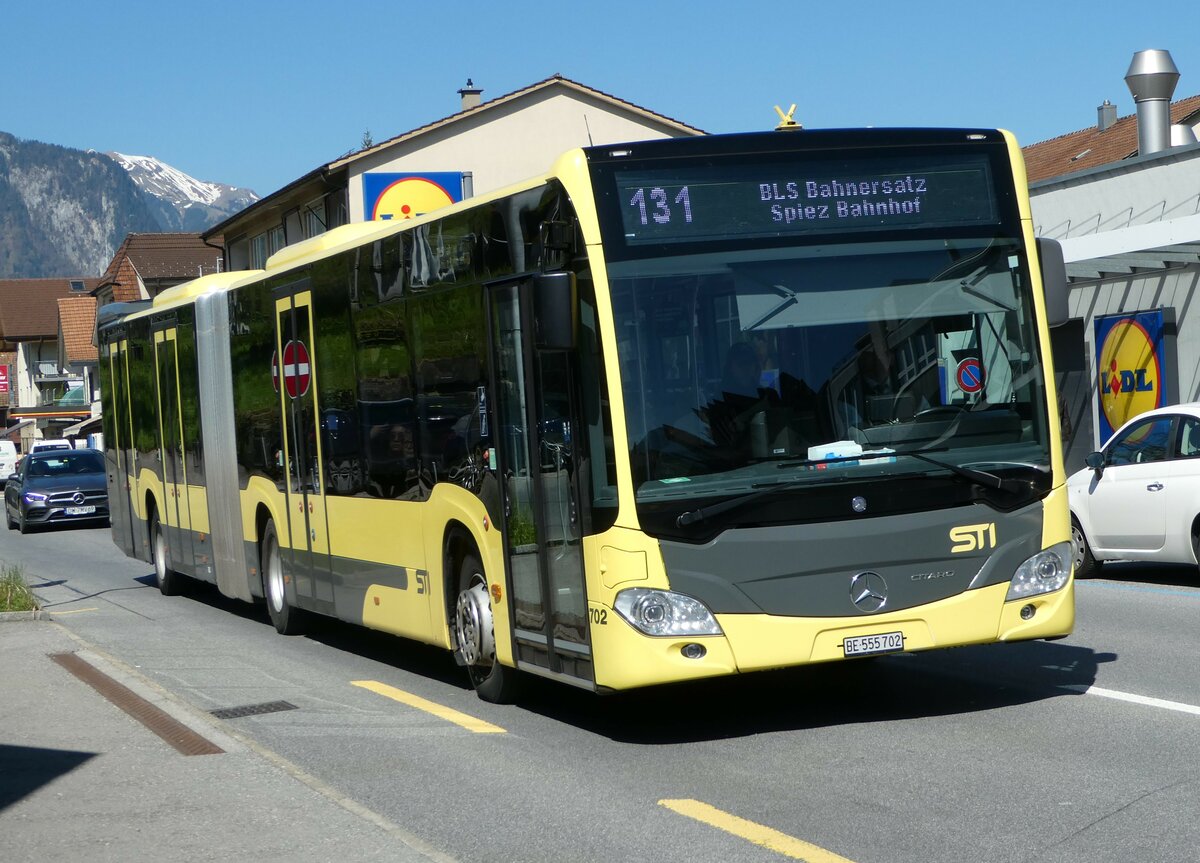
[1068,402,1200,576]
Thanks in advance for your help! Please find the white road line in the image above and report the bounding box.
[1062,683,1200,716]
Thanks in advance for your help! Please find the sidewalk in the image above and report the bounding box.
[0,618,451,863]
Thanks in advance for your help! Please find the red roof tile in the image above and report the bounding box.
[1022,94,1200,184]
[99,233,223,294]
[58,296,98,364]
[0,279,100,340]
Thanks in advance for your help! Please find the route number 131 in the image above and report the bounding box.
[628,186,692,226]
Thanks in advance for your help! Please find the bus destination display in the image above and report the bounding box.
[615,155,999,245]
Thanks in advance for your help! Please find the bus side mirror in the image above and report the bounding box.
[1036,238,1069,328]
[533,271,577,351]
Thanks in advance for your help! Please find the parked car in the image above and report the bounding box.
[4,448,109,534]
[0,441,17,478]
[1068,402,1200,576]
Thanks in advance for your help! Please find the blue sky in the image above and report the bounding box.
[4,1,1198,196]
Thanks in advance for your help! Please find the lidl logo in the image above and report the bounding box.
[1096,316,1162,436]
[363,172,463,222]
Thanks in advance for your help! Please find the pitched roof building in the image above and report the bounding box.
[1022,94,1200,183]
[0,279,98,345]
[0,277,99,429]
[1024,49,1200,473]
[204,74,704,271]
[96,233,223,305]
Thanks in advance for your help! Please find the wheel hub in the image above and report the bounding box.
[455,581,495,667]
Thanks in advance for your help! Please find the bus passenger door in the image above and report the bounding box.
[275,288,334,611]
[104,339,137,558]
[153,327,194,574]
[488,280,593,686]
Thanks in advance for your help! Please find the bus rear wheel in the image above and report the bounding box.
[262,519,307,635]
[152,512,182,595]
[455,552,520,704]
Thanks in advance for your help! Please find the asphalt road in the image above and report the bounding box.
[7,521,1200,863]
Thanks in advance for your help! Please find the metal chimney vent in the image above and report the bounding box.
[1097,99,1117,132]
[1125,49,1180,156]
[1171,124,1199,147]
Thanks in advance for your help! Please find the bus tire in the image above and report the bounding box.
[455,552,520,704]
[152,512,183,595]
[262,518,307,635]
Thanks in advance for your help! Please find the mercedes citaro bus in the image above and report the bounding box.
[99,128,1073,702]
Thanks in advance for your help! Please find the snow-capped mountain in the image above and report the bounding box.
[108,152,258,231]
[0,132,262,278]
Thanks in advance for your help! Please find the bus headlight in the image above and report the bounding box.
[1006,542,1072,601]
[613,588,722,637]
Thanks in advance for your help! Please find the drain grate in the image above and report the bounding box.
[50,653,224,757]
[209,700,298,720]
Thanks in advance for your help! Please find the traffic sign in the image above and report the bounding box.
[278,340,311,398]
[955,357,984,394]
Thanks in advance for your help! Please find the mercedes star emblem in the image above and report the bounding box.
[850,571,888,612]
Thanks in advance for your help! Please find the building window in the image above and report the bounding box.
[69,280,85,292]
[329,192,348,229]
[248,233,269,269]
[268,226,286,256]
[303,198,327,239]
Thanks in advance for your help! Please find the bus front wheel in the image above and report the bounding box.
[455,552,520,704]
[262,519,307,635]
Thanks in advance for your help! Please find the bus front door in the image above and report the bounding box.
[153,326,194,574]
[274,287,334,613]
[489,280,593,687]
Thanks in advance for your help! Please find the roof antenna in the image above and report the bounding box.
[774,104,802,131]
[583,114,594,146]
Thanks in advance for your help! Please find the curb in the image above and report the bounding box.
[0,609,50,622]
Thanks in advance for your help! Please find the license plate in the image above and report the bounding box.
[65,505,96,516]
[843,631,904,657]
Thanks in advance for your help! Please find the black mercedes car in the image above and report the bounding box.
[5,448,109,534]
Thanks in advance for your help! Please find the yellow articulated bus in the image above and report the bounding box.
[98,129,1074,702]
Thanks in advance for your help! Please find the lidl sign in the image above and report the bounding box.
[363,172,464,222]
[1094,309,1176,441]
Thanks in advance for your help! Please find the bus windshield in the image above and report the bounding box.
[608,234,1053,529]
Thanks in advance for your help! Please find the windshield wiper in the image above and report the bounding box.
[674,449,1033,528]
[675,477,814,527]
[675,452,887,527]
[896,448,1030,495]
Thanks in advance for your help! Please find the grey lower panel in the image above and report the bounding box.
[238,535,420,624]
[330,555,412,624]
[660,501,1044,617]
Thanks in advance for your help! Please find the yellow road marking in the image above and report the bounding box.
[351,680,505,734]
[48,608,99,616]
[659,799,857,863]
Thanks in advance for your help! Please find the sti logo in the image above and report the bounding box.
[1097,318,1161,433]
[950,522,996,554]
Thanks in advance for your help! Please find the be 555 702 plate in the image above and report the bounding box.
[842,631,904,657]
